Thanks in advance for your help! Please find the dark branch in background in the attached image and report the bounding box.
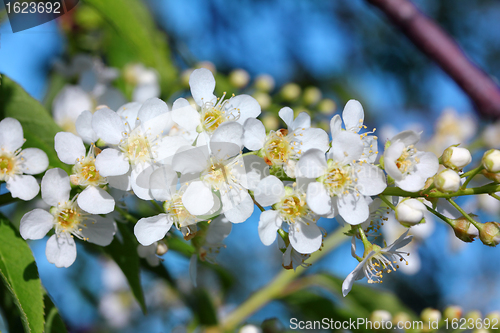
[366,0,500,119]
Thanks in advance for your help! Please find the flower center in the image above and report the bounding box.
[264,129,294,165]
[274,188,313,225]
[200,93,240,134]
[120,133,151,165]
[320,161,353,196]
[363,246,408,284]
[202,158,240,193]
[396,145,419,175]
[71,154,107,187]
[51,201,89,239]
[164,195,197,228]
[0,152,19,181]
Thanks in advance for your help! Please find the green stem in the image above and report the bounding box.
[490,193,500,201]
[382,183,500,199]
[151,200,163,213]
[447,198,483,230]
[424,204,454,227]
[249,191,265,212]
[115,206,137,224]
[379,195,397,211]
[460,165,484,189]
[221,225,350,331]
[0,193,17,207]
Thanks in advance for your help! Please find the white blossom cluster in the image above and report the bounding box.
[14,67,492,297]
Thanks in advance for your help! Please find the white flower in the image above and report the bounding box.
[330,100,378,163]
[199,216,232,264]
[54,132,115,214]
[342,230,413,296]
[384,130,439,192]
[137,242,161,266]
[243,107,329,177]
[91,98,190,200]
[171,68,261,146]
[124,63,160,103]
[172,132,268,223]
[297,131,387,225]
[434,168,461,193]
[254,176,322,254]
[482,149,500,173]
[442,146,472,171]
[395,198,426,227]
[52,85,94,134]
[0,118,48,200]
[277,235,311,270]
[20,168,116,267]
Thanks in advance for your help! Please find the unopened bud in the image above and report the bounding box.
[442,146,472,170]
[486,311,500,331]
[280,83,301,101]
[465,310,482,321]
[434,168,461,193]
[229,69,250,88]
[482,169,500,183]
[443,306,462,321]
[392,312,411,326]
[450,216,479,243]
[239,324,262,333]
[318,98,336,115]
[254,74,275,92]
[370,310,392,328]
[395,198,426,227]
[303,86,322,105]
[421,308,441,323]
[196,61,217,74]
[261,114,279,131]
[482,149,500,173]
[156,242,168,256]
[181,69,194,88]
[479,221,500,247]
[252,92,271,110]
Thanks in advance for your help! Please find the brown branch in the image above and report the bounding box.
[366,0,500,119]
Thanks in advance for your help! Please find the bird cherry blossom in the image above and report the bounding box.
[20,168,116,268]
[0,117,49,200]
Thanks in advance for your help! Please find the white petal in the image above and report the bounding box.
[342,255,371,297]
[54,132,86,165]
[242,118,266,151]
[171,98,200,132]
[130,163,154,200]
[0,118,24,151]
[258,210,281,245]
[172,145,209,174]
[227,94,261,124]
[210,141,241,161]
[7,175,39,201]
[52,86,92,125]
[41,168,70,205]
[205,216,232,243]
[223,191,254,223]
[133,83,160,103]
[296,149,327,178]
[134,214,173,246]
[384,141,405,181]
[75,111,98,144]
[210,122,243,148]
[107,173,131,191]
[355,164,387,196]
[291,112,311,131]
[149,165,177,201]
[91,108,125,145]
[329,131,363,164]
[296,128,330,155]
[342,100,364,133]
[330,114,342,140]
[337,192,369,225]
[254,175,285,207]
[395,173,426,192]
[390,130,420,147]
[288,222,322,254]
[20,209,54,240]
[278,107,294,129]
[155,136,191,164]
[182,181,214,215]
[77,186,115,214]
[46,234,77,268]
[190,68,216,106]
[415,152,439,178]
[136,98,169,125]
[306,182,332,215]
[240,155,270,191]
[95,148,129,177]
[19,148,48,174]
[82,216,116,246]
[117,102,142,128]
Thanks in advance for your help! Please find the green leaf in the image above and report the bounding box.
[0,75,69,172]
[43,291,68,333]
[188,289,219,326]
[0,214,45,333]
[104,222,147,314]
[82,0,178,95]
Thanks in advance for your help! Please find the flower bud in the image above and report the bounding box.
[254,74,275,92]
[450,216,478,243]
[482,149,500,173]
[261,114,279,131]
[318,98,336,115]
[156,242,168,256]
[443,306,462,321]
[392,312,412,327]
[482,169,500,183]
[479,221,500,247]
[181,69,194,88]
[252,92,271,110]
[395,199,426,227]
[465,310,482,321]
[486,311,500,331]
[280,83,301,101]
[442,146,472,170]
[239,325,262,333]
[370,310,392,330]
[196,61,217,74]
[434,169,461,193]
[229,69,250,88]
[303,86,322,105]
[421,307,441,323]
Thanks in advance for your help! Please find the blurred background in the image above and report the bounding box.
[1,0,500,332]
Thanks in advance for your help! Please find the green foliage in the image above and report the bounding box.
[104,222,147,314]
[43,291,68,333]
[0,214,45,333]
[0,75,69,172]
[82,0,178,95]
